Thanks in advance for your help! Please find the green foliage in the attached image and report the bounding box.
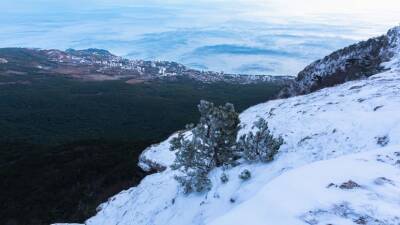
[171,132,212,193]
[0,75,282,145]
[239,169,251,181]
[220,173,229,183]
[0,140,151,225]
[171,105,284,193]
[171,100,240,193]
[197,101,240,167]
[237,118,284,162]
[174,170,212,193]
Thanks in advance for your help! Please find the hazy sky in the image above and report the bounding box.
[1,0,399,75]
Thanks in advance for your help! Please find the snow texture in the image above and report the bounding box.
[138,133,180,172]
[210,146,400,225]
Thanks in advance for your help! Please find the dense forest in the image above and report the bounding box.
[0,74,284,225]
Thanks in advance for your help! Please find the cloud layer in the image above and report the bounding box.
[0,0,399,75]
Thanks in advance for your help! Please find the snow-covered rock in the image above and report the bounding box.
[138,133,180,172]
[281,25,400,97]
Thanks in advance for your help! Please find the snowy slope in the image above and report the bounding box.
[138,134,179,172]
[56,26,400,225]
[81,69,400,225]
[210,146,400,225]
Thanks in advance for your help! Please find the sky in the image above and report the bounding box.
[1,0,400,75]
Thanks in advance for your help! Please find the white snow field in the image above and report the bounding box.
[55,27,400,225]
[210,146,400,225]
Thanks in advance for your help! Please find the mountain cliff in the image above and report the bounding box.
[280,26,400,97]
[55,26,400,225]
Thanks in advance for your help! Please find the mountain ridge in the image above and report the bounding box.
[280,25,400,97]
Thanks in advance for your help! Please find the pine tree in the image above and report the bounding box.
[239,169,251,181]
[196,100,240,167]
[170,100,240,193]
[237,118,283,162]
[220,173,229,183]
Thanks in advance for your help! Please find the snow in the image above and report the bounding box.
[82,68,400,225]
[210,146,400,225]
[138,133,180,172]
[384,26,400,70]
